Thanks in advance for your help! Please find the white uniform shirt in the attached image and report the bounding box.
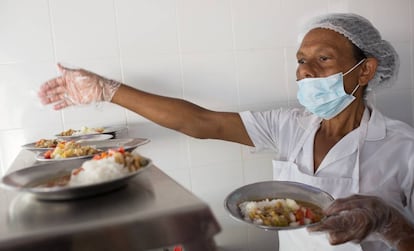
[239,105,414,251]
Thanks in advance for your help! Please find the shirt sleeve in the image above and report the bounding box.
[239,110,280,152]
[239,107,306,153]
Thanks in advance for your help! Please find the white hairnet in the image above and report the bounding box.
[301,13,399,91]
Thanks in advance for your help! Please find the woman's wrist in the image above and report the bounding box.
[102,79,122,102]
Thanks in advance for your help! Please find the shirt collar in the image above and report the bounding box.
[297,104,386,141]
[365,105,387,141]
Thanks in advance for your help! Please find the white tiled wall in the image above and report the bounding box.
[1,0,413,250]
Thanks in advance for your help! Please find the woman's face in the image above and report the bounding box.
[296,28,361,94]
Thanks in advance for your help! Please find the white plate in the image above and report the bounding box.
[74,134,114,141]
[224,181,334,231]
[1,156,153,200]
[32,137,148,162]
[22,134,113,152]
[35,152,99,162]
[55,126,125,140]
[78,138,150,151]
[22,142,58,152]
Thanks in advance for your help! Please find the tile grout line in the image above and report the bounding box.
[112,0,129,127]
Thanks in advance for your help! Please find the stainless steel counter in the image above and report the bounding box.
[0,150,221,251]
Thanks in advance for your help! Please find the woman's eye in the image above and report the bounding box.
[297,59,305,64]
[319,56,329,61]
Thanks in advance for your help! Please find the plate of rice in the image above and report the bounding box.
[22,138,62,152]
[55,126,124,140]
[35,141,102,162]
[1,148,152,200]
[224,181,334,231]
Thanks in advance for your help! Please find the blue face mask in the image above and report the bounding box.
[296,59,365,120]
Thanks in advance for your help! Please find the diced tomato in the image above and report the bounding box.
[93,154,101,160]
[93,152,106,160]
[294,209,306,225]
[44,150,52,159]
[305,208,315,220]
[93,147,126,160]
[295,209,304,221]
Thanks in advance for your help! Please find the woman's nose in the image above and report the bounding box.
[296,65,316,81]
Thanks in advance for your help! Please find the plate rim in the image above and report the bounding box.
[21,141,59,152]
[22,134,115,152]
[78,138,150,151]
[1,157,153,200]
[35,152,98,162]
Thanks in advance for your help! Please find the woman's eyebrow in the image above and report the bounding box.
[296,46,337,58]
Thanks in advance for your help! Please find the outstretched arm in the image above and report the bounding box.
[38,64,253,146]
[111,84,253,144]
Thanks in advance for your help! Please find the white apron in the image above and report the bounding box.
[273,117,368,251]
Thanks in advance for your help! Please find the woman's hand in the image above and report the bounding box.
[38,63,121,110]
[307,194,414,249]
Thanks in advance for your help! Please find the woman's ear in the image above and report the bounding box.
[359,57,378,86]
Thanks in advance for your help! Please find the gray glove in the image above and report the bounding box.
[307,194,414,248]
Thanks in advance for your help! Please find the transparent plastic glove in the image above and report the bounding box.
[38,63,121,110]
[307,194,414,248]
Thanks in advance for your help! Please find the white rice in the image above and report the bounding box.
[72,126,103,136]
[69,156,129,186]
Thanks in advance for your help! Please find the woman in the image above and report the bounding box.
[38,13,414,251]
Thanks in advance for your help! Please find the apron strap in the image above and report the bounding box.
[352,108,370,193]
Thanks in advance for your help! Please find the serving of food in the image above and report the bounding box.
[22,138,62,152]
[1,148,152,200]
[38,141,100,161]
[239,198,323,227]
[34,139,61,148]
[39,148,149,188]
[224,180,334,231]
[58,126,105,136]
